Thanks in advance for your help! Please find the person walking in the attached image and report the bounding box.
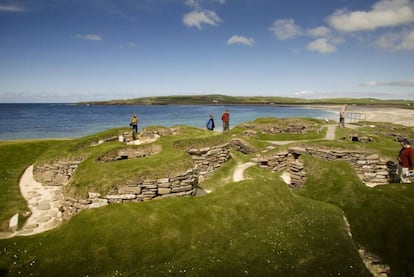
[397,138,414,183]
[206,114,215,131]
[221,109,230,132]
[339,104,347,127]
[130,113,138,134]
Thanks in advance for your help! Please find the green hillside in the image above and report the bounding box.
[79,94,414,107]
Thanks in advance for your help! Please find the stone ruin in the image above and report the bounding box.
[255,146,397,188]
[242,120,323,135]
[31,123,398,221]
[97,144,162,162]
[33,136,232,220]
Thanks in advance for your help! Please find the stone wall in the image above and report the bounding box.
[35,142,231,220]
[61,168,198,220]
[230,138,255,154]
[256,146,393,187]
[33,158,83,186]
[97,144,162,161]
[255,150,306,188]
[186,143,231,182]
[242,122,322,135]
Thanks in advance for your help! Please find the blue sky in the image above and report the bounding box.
[1,0,414,102]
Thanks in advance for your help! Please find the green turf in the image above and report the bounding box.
[1,119,414,276]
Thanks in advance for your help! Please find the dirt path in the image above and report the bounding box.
[233,162,256,182]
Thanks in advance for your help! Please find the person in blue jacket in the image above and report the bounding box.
[206,114,215,131]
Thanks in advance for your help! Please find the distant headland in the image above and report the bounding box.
[78,94,414,107]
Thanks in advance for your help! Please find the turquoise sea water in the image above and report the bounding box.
[0,104,337,140]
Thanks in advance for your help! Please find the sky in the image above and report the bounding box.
[0,0,414,102]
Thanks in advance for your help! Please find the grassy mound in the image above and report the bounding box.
[0,166,370,276]
[1,119,414,276]
[36,125,225,197]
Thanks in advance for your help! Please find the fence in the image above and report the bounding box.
[346,112,366,123]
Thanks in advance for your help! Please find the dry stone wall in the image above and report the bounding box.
[34,159,83,186]
[34,142,231,220]
[256,146,393,187]
[61,168,199,220]
[97,144,162,161]
[186,143,231,181]
[242,122,322,135]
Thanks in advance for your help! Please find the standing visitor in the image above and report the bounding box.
[397,138,414,183]
[130,113,138,134]
[221,109,230,132]
[339,104,347,127]
[206,114,215,131]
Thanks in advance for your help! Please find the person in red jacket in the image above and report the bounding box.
[221,109,230,132]
[397,138,414,183]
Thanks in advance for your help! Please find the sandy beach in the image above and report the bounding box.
[310,105,414,127]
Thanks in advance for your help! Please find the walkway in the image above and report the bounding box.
[325,124,336,140]
[0,165,63,239]
[233,162,256,182]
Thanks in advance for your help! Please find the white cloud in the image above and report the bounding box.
[74,34,102,41]
[398,29,414,50]
[185,0,200,9]
[307,38,343,53]
[294,90,315,96]
[376,29,414,50]
[0,4,26,12]
[307,26,331,37]
[269,19,302,40]
[182,9,222,29]
[360,79,414,87]
[185,0,225,9]
[375,31,401,49]
[328,0,414,32]
[227,35,255,46]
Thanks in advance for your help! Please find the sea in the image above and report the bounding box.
[0,103,337,140]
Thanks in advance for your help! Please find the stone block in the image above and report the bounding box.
[172,185,193,193]
[89,199,109,209]
[157,177,170,183]
[104,194,136,200]
[9,213,19,231]
[118,186,141,194]
[158,187,172,195]
[37,200,51,210]
[88,192,101,199]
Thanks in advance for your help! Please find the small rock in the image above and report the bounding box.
[37,200,51,210]
[9,214,19,231]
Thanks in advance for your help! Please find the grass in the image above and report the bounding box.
[0,140,62,230]
[298,120,414,160]
[1,119,414,276]
[0,167,370,277]
[297,155,414,276]
[39,125,229,197]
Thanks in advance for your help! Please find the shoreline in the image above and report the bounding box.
[305,104,414,127]
[1,104,412,142]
